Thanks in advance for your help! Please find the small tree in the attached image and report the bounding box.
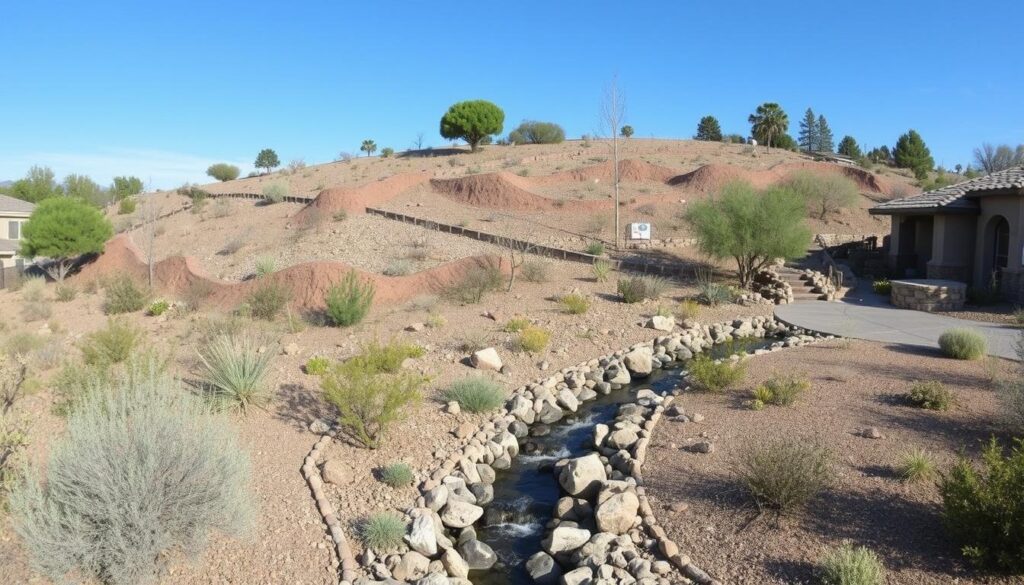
[380,147,394,158]
[685,181,810,287]
[110,176,144,201]
[837,136,862,158]
[600,77,627,249]
[206,163,240,182]
[7,166,62,203]
[63,174,108,207]
[620,125,634,138]
[20,197,113,282]
[439,100,504,152]
[748,103,789,152]
[784,171,860,220]
[695,115,722,141]
[360,140,377,157]
[817,115,835,153]
[867,145,891,164]
[893,130,934,180]
[508,121,565,144]
[798,108,819,152]
[412,132,425,150]
[254,149,280,174]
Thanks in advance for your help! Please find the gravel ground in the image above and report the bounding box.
[643,339,1020,585]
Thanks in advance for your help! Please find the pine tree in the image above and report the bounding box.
[798,108,818,152]
[694,116,723,141]
[817,115,835,153]
[893,130,935,180]
[837,136,861,158]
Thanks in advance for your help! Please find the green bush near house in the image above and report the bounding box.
[80,319,141,366]
[103,275,147,315]
[733,437,832,514]
[907,380,953,410]
[820,544,886,585]
[938,329,987,360]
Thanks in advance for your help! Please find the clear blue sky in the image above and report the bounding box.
[2,0,1021,189]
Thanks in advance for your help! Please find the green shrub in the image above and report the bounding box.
[206,163,241,182]
[517,326,551,353]
[349,340,424,374]
[325,271,375,326]
[117,197,137,215]
[360,513,405,551]
[820,545,886,585]
[503,317,531,333]
[586,242,605,256]
[196,334,274,413]
[103,275,147,314]
[379,462,414,487]
[687,355,746,392]
[254,256,276,278]
[907,380,953,410]
[872,278,892,294]
[10,363,252,585]
[939,437,1024,572]
[733,437,832,513]
[617,275,669,303]
[321,358,426,449]
[80,319,142,366]
[560,293,590,315]
[383,259,413,276]
[520,260,551,283]
[147,300,170,316]
[592,259,612,282]
[938,329,987,360]
[508,121,565,145]
[380,147,395,158]
[262,182,288,203]
[305,356,330,376]
[246,280,290,321]
[678,299,700,321]
[697,281,733,306]
[899,448,937,483]
[20,277,46,302]
[442,377,504,413]
[447,265,502,304]
[54,284,77,302]
[755,373,810,406]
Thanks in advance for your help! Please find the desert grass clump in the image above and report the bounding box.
[305,356,330,376]
[325,271,375,327]
[147,299,170,317]
[938,329,987,360]
[426,312,446,329]
[755,373,810,407]
[733,437,832,514]
[677,299,700,321]
[448,265,502,304]
[442,377,504,413]
[379,462,414,487]
[617,275,669,303]
[687,355,747,392]
[586,242,605,256]
[10,363,253,585]
[939,437,1024,572]
[560,293,590,315]
[517,326,551,353]
[21,299,52,322]
[246,280,290,321]
[360,513,405,552]
[103,275,147,315]
[54,284,77,302]
[820,545,886,585]
[899,448,937,483]
[383,259,414,276]
[196,334,274,413]
[520,260,551,283]
[20,277,46,303]
[254,256,276,278]
[350,340,424,374]
[503,317,531,333]
[80,319,142,366]
[907,380,953,411]
[592,259,612,282]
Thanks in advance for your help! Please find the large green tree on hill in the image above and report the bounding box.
[19,197,113,282]
[254,149,280,174]
[439,100,504,152]
[695,115,723,141]
[685,181,810,288]
[837,136,862,158]
[111,176,144,200]
[817,115,835,153]
[798,108,819,152]
[206,164,240,182]
[508,121,565,145]
[6,166,62,203]
[893,130,934,180]
[748,103,789,152]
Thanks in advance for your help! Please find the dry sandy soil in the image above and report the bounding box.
[644,339,1021,585]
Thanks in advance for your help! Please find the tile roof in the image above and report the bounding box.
[0,194,35,214]
[871,166,1024,214]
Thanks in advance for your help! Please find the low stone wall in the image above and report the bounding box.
[890,279,966,312]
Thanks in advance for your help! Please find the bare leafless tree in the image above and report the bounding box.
[138,184,160,289]
[413,132,425,151]
[599,76,627,250]
[495,232,538,292]
[973,143,1024,175]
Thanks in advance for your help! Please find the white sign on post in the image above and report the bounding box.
[629,222,651,241]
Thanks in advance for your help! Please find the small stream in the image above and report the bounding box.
[472,338,774,585]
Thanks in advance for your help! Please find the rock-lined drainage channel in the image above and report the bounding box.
[345,317,826,585]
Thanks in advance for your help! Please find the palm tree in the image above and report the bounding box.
[748,103,789,152]
[360,139,377,157]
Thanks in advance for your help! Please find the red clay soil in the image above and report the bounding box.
[668,161,911,196]
[537,158,680,185]
[293,172,431,223]
[429,172,566,212]
[76,234,505,311]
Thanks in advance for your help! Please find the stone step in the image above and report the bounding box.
[791,292,825,301]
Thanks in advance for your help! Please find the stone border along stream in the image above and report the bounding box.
[302,316,828,585]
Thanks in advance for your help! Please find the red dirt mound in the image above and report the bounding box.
[538,159,678,185]
[76,235,505,312]
[294,172,431,224]
[430,172,560,212]
[666,164,759,192]
[667,161,912,196]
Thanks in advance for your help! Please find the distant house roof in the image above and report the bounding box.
[870,166,1024,215]
[0,194,35,215]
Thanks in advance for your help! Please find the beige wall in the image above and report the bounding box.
[926,214,976,282]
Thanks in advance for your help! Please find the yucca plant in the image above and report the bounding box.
[197,334,274,413]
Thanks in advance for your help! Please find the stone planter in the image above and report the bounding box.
[890,279,966,312]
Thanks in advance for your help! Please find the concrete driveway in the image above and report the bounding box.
[775,285,1021,360]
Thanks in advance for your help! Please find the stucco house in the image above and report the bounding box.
[0,194,34,270]
[870,167,1024,302]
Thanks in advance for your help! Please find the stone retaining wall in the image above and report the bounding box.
[890,279,966,312]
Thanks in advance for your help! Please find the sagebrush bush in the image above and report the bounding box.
[756,373,810,406]
[520,260,550,283]
[448,265,502,304]
[687,355,746,392]
[54,284,77,302]
[820,545,886,585]
[103,275,147,314]
[246,280,290,321]
[443,377,504,413]
[147,300,170,316]
[10,363,252,585]
[197,334,274,413]
[262,182,288,203]
[360,513,405,551]
[325,271,375,327]
[503,317,531,333]
[379,462,414,487]
[907,380,953,411]
[899,448,937,483]
[617,275,668,303]
[560,293,590,314]
[305,356,330,376]
[321,358,426,449]
[733,437,832,513]
[938,329,987,360]
[592,259,612,282]
[80,319,141,366]
[517,326,551,353]
[586,242,605,256]
[939,437,1024,572]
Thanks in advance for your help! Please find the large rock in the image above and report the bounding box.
[392,551,430,581]
[647,315,676,332]
[556,388,580,412]
[595,491,640,535]
[321,459,351,485]
[458,538,497,570]
[470,348,503,371]
[538,402,564,424]
[440,548,469,579]
[424,485,449,512]
[416,574,449,585]
[525,551,563,584]
[441,500,484,528]
[542,525,591,554]
[562,566,594,585]
[623,347,653,377]
[406,513,438,556]
[558,453,607,498]
[605,428,639,450]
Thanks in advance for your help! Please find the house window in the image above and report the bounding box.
[8,221,19,240]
